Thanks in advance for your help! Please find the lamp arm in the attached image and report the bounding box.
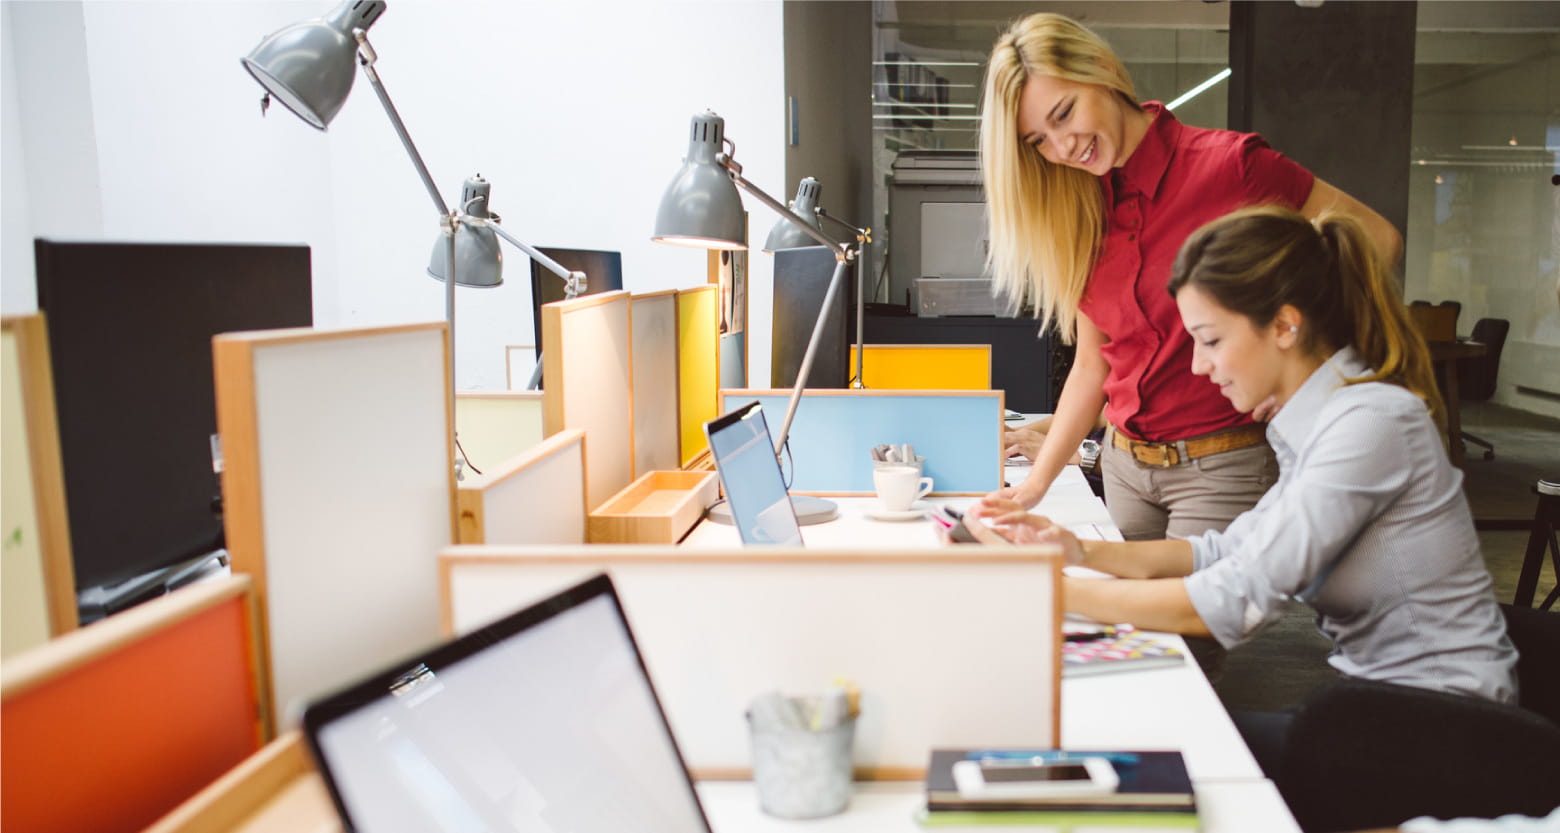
[816,207,871,245]
[723,161,848,260]
[354,32,451,220]
[477,218,588,298]
[772,254,853,456]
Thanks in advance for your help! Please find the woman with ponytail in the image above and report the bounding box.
[963,206,1517,748]
[982,13,1402,545]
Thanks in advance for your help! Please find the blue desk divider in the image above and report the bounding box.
[717,389,1004,494]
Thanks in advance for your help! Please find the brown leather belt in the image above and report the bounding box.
[1111,424,1268,468]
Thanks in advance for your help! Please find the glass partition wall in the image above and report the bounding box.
[1407,11,1560,417]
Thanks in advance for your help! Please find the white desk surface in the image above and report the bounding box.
[698,779,1300,833]
[683,462,1286,826]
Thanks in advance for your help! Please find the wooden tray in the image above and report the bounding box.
[587,470,718,543]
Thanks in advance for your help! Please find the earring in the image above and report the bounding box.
[1289,325,1298,333]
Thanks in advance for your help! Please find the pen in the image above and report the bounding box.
[969,750,1141,767]
[1064,630,1114,643]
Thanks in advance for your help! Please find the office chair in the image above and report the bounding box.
[1276,675,1560,832]
[1455,318,1509,460]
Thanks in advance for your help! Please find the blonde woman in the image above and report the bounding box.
[982,13,1402,541]
[966,206,1515,774]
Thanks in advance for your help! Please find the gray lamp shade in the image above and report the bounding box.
[429,175,502,287]
[241,0,386,130]
[652,112,746,250]
[763,177,824,253]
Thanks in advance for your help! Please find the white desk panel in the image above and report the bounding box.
[697,778,1299,833]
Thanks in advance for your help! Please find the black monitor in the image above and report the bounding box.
[528,246,623,361]
[34,239,312,618]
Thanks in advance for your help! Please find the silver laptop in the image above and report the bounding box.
[704,400,804,546]
[301,574,714,833]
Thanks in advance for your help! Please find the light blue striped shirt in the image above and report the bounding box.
[1183,347,1518,703]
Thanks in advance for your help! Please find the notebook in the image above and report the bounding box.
[301,574,715,833]
[704,400,804,546]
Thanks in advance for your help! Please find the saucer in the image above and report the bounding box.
[865,501,930,522]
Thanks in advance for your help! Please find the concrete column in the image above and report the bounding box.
[1229,1,1418,236]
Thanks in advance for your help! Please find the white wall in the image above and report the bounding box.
[1,0,785,390]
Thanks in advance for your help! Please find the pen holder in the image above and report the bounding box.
[747,711,857,818]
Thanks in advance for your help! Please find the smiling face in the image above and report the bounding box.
[1016,73,1144,176]
[1175,285,1294,414]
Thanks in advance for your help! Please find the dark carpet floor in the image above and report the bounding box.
[1214,400,1560,712]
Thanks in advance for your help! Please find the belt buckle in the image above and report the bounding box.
[1133,441,1178,467]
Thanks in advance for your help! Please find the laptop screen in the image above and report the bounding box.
[302,575,712,833]
[704,401,803,546]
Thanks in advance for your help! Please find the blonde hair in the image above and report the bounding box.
[980,13,1139,342]
[1167,206,1445,429]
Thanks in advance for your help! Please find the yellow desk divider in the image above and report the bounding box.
[142,732,336,833]
[850,343,992,390]
[631,290,682,477]
[453,389,545,475]
[676,284,720,468]
[438,545,1063,779]
[542,291,635,511]
[214,323,455,720]
[458,429,587,546]
[1,314,77,656]
[1,575,267,833]
[718,389,1005,494]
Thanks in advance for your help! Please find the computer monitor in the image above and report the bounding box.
[704,401,803,546]
[34,239,312,615]
[529,247,623,353]
[302,573,714,833]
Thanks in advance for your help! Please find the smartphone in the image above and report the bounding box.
[951,757,1119,799]
[924,505,978,544]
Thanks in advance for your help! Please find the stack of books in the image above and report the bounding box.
[917,749,1199,831]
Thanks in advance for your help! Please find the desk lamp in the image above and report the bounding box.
[762,177,872,389]
[243,0,478,477]
[653,112,871,525]
[426,175,587,390]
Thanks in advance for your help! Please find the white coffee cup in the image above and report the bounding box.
[873,465,934,512]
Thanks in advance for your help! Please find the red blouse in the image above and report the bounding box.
[1079,103,1314,441]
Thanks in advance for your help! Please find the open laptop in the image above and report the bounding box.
[703,401,804,546]
[301,574,714,833]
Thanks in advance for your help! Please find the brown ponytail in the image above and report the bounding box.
[1168,206,1444,430]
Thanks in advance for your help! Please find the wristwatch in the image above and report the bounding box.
[1078,438,1102,471]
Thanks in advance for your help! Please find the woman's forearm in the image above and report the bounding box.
[1063,575,1210,637]
[1014,316,1108,506]
[1079,538,1195,579]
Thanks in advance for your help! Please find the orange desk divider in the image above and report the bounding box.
[1,575,267,833]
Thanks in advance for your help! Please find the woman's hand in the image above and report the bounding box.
[966,496,1086,565]
[1002,425,1083,465]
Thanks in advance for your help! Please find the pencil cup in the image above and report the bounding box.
[747,713,857,818]
[872,455,925,478]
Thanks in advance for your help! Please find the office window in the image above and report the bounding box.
[1406,4,1560,413]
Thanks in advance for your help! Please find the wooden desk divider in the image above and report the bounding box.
[214,323,455,719]
[458,429,587,545]
[630,290,681,477]
[1,314,77,656]
[717,389,1005,494]
[676,284,720,467]
[454,389,545,474]
[1,575,267,833]
[142,731,336,833]
[542,291,635,511]
[850,343,992,390]
[438,545,1063,778]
